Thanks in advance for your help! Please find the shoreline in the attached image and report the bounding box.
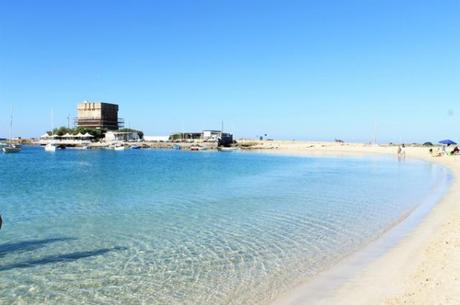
[254,141,460,305]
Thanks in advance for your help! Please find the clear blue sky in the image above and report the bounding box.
[1,0,459,143]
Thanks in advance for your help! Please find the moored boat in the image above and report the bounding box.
[44,143,57,152]
[217,146,239,152]
[3,106,21,153]
[113,144,127,151]
[190,145,202,151]
[2,144,21,153]
[66,146,89,150]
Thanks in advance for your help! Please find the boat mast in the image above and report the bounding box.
[9,105,13,141]
[50,108,54,134]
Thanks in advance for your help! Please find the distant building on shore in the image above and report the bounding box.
[203,130,222,142]
[169,132,203,141]
[169,130,233,146]
[105,131,140,143]
[76,101,123,130]
[144,135,170,142]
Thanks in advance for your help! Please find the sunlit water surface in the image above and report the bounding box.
[0,147,450,304]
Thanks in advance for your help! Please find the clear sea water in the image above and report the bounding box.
[0,146,450,305]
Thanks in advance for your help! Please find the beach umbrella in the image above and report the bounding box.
[439,139,456,145]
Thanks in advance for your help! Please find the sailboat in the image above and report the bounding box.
[2,144,21,153]
[2,106,21,153]
[44,108,58,152]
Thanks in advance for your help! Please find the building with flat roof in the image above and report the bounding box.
[76,101,123,130]
[104,131,140,143]
[144,135,170,142]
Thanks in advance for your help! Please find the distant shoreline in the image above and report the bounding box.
[18,138,443,153]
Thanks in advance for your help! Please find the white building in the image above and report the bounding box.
[144,136,170,142]
[202,130,222,142]
[105,131,140,143]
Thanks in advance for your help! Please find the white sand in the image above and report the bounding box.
[251,141,460,305]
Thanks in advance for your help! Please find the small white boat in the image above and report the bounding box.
[2,144,21,153]
[66,146,89,150]
[45,143,57,152]
[217,147,239,152]
[113,145,127,151]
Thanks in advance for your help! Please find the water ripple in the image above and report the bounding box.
[0,148,449,305]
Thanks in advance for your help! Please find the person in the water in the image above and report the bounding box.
[0,214,2,230]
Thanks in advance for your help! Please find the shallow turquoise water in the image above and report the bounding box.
[0,147,450,304]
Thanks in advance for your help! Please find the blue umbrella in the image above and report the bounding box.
[439,139,457,145]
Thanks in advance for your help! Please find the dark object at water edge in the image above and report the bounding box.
[0,214,2,230]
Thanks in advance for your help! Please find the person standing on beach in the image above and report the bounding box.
[401,144,406,160]
[397,144,406,161]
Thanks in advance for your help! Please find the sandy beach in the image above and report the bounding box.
[253,140,460,305]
